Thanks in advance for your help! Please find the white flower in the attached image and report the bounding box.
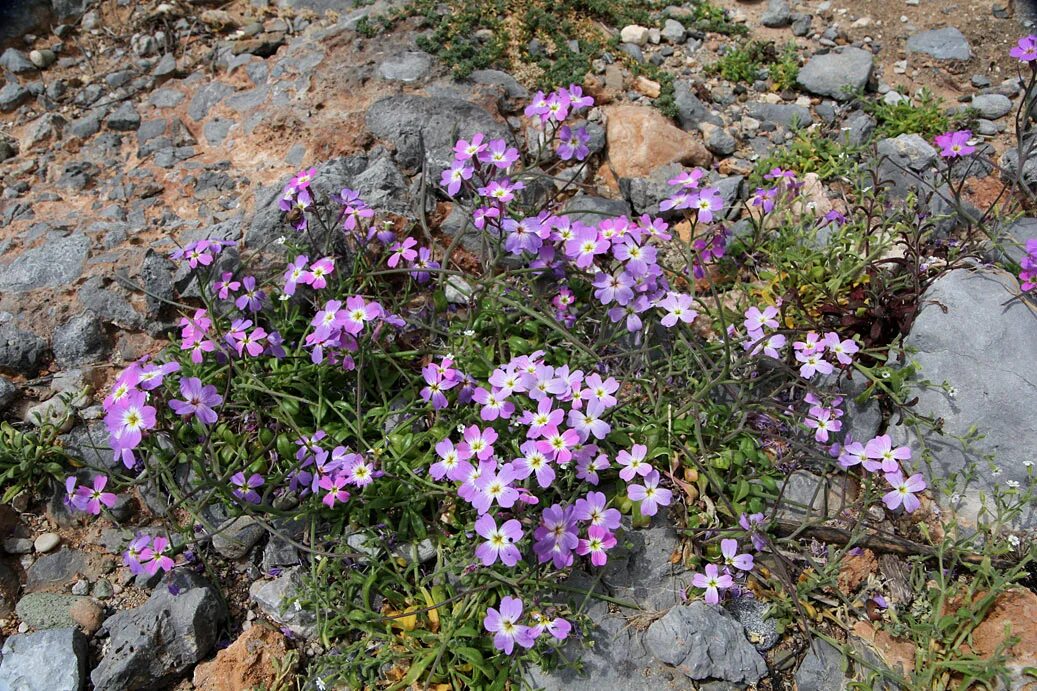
[992,466,1003,477]
[1009,534,1021,548]
[947,386,957,398]
[1025,461,1034,468]
[463,329,475,337]
[275,236,286,245]
[1007,480,1020,488]
[278,294,290,302]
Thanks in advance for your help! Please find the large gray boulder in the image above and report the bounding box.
[892,268,1037,527]
[90,571,227,690]
[0,233,90,292]
[797,47,873,101]
[0,627,89,691]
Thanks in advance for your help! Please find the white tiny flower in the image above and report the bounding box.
[456,424,466,434]
[463,329,475,337]
[275,235,286,245]
[1007,480,1020,488]
[1025,461,1034,468]
[947,386,958,398]
[992,466,1003,477]
[278,294,290,302]
[1008,534,1021,547]
[950,493,962,504]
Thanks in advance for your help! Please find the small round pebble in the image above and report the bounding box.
[69,599,104,635]
[92,579,114,599]
[34,532,60,553]
[71,579,89,596]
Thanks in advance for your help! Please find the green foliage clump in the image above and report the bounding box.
[707,40,798,90]
[681,1,749,36]
[751,128,862,185]
[864,89,958,139]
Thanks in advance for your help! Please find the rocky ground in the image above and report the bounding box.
[2,0,1037,689]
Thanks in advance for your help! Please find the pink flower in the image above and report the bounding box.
[454,132,487,160]
[104,390,156,449]
[283,255,309,296]
[459,425,498,461]
[430,438,471,482]
[143,536,175,575]
[441,160,474,196]
[617,444,652,481]
[512,441,556,488]
[474,514,523,567]
[472,463,520,514]
[657,292,698,327]
[838,441,869,469]
[882,471,926,513]
[387,237,417,268]
[627,469,672,517]
[478,139,519,170]
[231,472,264,504]
[564,226,609,269]
[744,306,779,333]
[581,374,619,408]
[536,427,580,464]
[484,596,535,655]
[863,434,911,474]
[691,187,724,223]
[795,351,833,379]
[533,503,579,568]
[303,257,335,290]
[934,130,976,159]
[804,407,841,443]
[576,525,617,566]
[823,332,859,365]
[73,475,118,515]
[472,387,515,421]
[691,563,733,604]
[319,474,351,508]
[720,539,754,572]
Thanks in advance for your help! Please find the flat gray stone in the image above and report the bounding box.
[907,27,971,61]
[0,233,90,292]
[378,51,431,82]
[796,639,848,691]
[746,102,813,130]
[52,312,107,368]
[15,593,87,629]
[249,566,317,638]
[211,516,266,559]
[891,268,1037,527]
[0,628,88,691]
[0,322,46,377]
[797,47,873,101]
[971,93,1012,120]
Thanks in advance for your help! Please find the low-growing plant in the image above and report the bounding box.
[863,88,958,139]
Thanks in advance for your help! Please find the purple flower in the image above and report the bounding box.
[512,441,555,489]
[137,361,181,391]
[124,534,153,575]
[472,463,519,514]
[472,387,515,421]
[104,390,156,449]
[283,255,309,296]
[581,374,619,408]
[230,472,264,504]
[692,187,724,223]
[882,471,926,513]
[863,434,911,474]
[533,503,579,569]
[169,377,223,425]
[474,514,523,567]
[234,276,265,313]
[657,292,697,327]
[627,469,672,517]
[795,351,833,379]
[454,133,487,160]
[934,130,976,158]
[573,491,621,530]
[720,539,754,572]
[213,272,240,300]
[617,444,652,481]
[441,160,474,196]
[823,332,859,365]
[459,425,498,461]
[143,536,175,575]
[750,187,777,214]
[478,139,519,170]
[744,306,779,333]
[692,563,733,604]
[556,125,590,161]
[484,596,535,655]
[319,474,351,507]
[387,237,417,268]
[303,257,335,290]
[1011,35,1037,62]
[739,512,767,552]
[73,475,118,515]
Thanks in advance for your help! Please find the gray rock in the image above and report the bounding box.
[761,0,792,27]
[674,81,723,129]
[78,279,144,331]
[0,233,90,292]
[365,94,511,172]
[249,566,317,638]
[841,112,875,147]
[52,312,107,368]
[0,3,52,46]
[725,597,779,650]
[148,88,184,109]
[211,516,266,559]
[469,69,528,103]
[662,18,686,42]
[746,102,812,131]
[0,322,46,377]
[791,12,812,36]
[0,83,31,112]
[187,81,234,121]
[562,195,631,225]
[139,249,175,317]
[202,118,232,146]
[0,48,36,74]
[153,52,176,77]
[906,27,971,61]
[29,49,56,69]
[67,111,104,140]
[620,162,685,217]
[25,549,90,592]
[378,51,431,83]
[875,133,937,199]
[643,601,767,683]
[704,126,737,156]
[602,524,685,611]
[0,134,16,162]
[619,42,644,62]
[797,47,873,101]
[1001,146,1037,189]
[891,268,1037,527]
[0,376,16,411]
[91,571,226,690]
[15,593,86,629]
[970,93,1012,120]
[796,639,848,691]
[989,216,1037,265]
[0,628,89,691]
[106,102,141,131]
[350,155,413,216]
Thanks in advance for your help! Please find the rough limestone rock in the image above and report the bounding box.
[0,233,90,292]
[643,601,768,684]
[365,95,510,172]
[604,104,711,178]
[797,47,873,100]
[249,566,317,638]
[90,571,227,690]
[0,627,89,691]
[891,268,1037,527]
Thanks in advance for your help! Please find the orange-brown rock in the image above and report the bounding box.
[603,105,711,179]
[971,588,1037,665]
[851,620,916,675]
[193,625,293,691]
[837,548,878,594]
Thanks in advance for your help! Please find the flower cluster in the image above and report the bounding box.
[836,434,926,512]
[123,534,176,576]
[286,432,383,508]
[691,537,755,604]
[484,595,571,655]
[170,238,235,269]
[64,475,117,515]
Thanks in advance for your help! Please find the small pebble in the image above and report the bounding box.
[71,579,90,596]
[4,538,32,554]
[34,532,60,553]
[69,598,104,635]
[92,579,114,599]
